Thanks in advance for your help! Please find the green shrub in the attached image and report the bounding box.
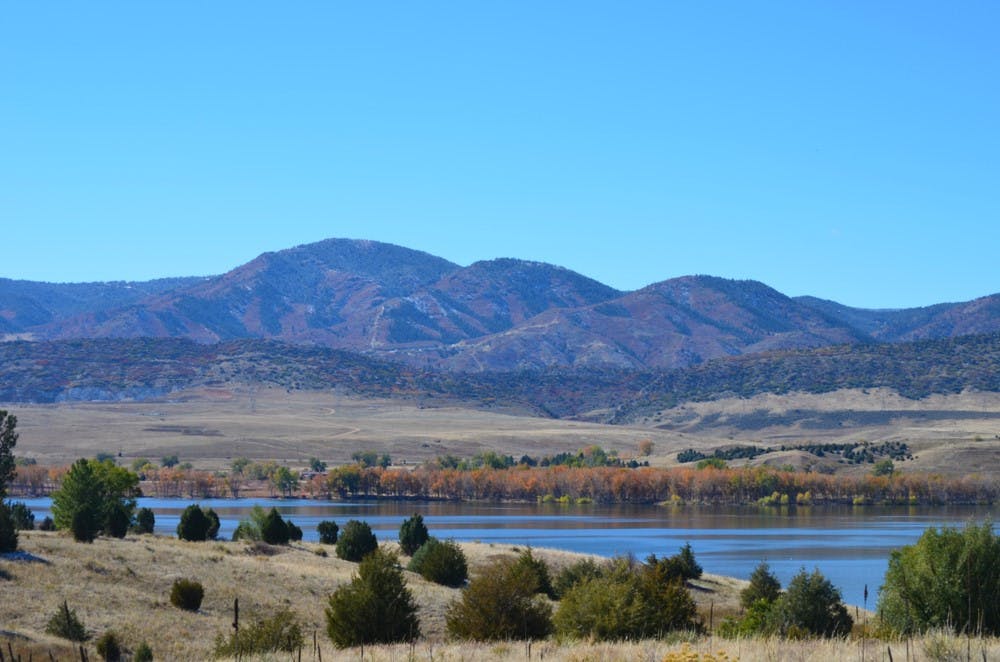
[104,502,131,539]
[317,520,339,545]
[205,508,220,540]
[675,542,703,580]
[511,548,555,598]
[71,507,99,543]
[45,601,90,641]
[741,561,781,609]
[719,598,775,638]
[232,505,268,542]
[554,557,699,641]
[8,501,34,530]
[645,542,704,587]
[326,548,420,647]
[95,631,122,662]
[398,513,429,556]
[445,557,552,641]
[177,504,212,541]
[170,578,205,611]
[0,502,17,552]
[555,570,637,641]
[233,520,260,542]
[408,538,468,587]
[878,520,1000,635]
[768,568,852,637]
[134,641,153,662]
[38,515,55,531]
[336,519,378,562]
[213,607,303,657]
[134,507,155,534]
[553,558,605,599]
[260,508,291,545]
[286,520,303,542]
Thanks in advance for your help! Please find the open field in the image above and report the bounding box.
[3,531,999,661]
[5,386,1000,478]
[3,386,699,472]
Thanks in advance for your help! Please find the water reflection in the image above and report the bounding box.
[17,497,994,608]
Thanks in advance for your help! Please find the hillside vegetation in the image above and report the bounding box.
[3,334,1000,423]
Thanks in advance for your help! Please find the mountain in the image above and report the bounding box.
[3,237,999,371]
[402,276,867,370]
[40,239,461,346]
[0,277,201,337]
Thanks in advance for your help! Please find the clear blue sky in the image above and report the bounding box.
[2,2,997,308]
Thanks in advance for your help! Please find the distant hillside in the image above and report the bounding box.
[413,276,866,370]
[0,277,202,336]
[3,335,1000,423]
[795,295,1000,342]
[3,237,1000,371]
[607,332,1000,424]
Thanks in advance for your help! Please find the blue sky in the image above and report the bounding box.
[2,2,997,308]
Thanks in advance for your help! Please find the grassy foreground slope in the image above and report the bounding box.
[3,532,1000,661]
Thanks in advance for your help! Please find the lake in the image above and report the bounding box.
[17,497,996,608]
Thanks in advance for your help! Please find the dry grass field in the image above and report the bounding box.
[6,386,1000,478]
[3,531,999,661]
[4,387,689,472]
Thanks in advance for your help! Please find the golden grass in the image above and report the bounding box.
[6,387,683,472]
[3,531,1000,661]
[8,386,1000,478]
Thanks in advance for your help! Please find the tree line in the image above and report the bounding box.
[10,459,998,506]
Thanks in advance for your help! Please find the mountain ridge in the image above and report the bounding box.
[2,237,998,371]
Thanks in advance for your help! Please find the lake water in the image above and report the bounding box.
[17,497,996,608]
